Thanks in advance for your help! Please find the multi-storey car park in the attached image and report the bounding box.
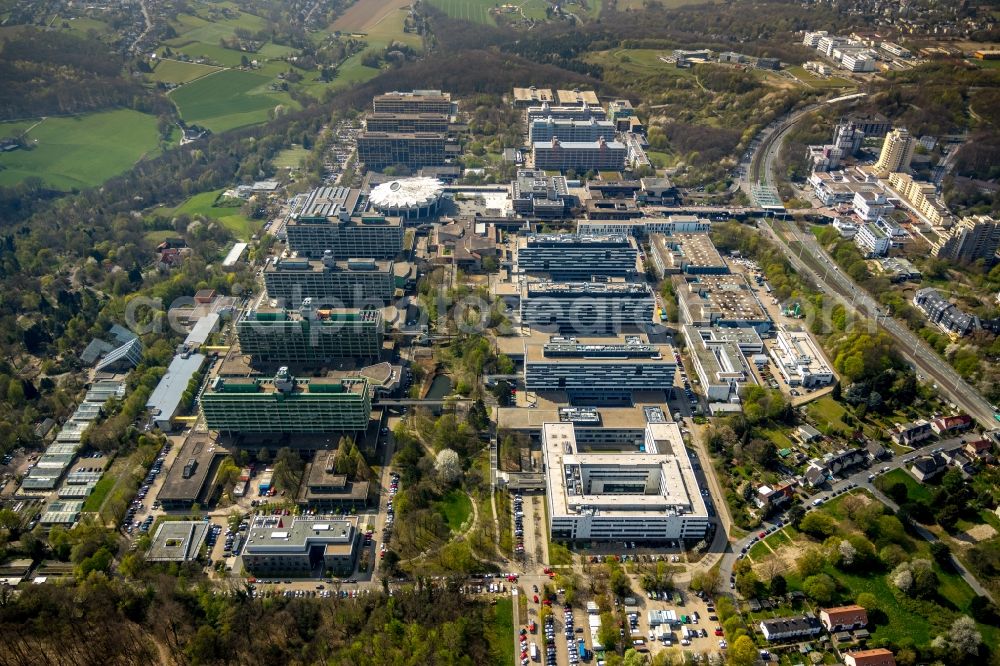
[515,233,638,280]
[523,335,676,405]
[236,300,384,364]
[263,254,394,307]
[519,281,654,334]
[201,368,371,434]
[542,419,709,542]
[285,186,404,259]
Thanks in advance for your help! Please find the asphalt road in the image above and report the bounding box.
[718,437,994,602]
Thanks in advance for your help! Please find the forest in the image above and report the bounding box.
[0,570,509,665]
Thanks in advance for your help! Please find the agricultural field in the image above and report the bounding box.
[332,0,413,32]
[149,58,223,84]
[168,69,295,133]
[0,110,161,190]
[427,0,497,25]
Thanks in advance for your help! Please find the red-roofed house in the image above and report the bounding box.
[931,414,972,435]
[964,437,995,462]
[844,648,896,666]
[819,604,868,632]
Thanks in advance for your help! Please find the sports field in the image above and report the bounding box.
[426,0,496,25]
[169,69,293,133]
[150,58,223,84]
[0,110,161,190]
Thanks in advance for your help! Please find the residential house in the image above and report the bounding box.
[804,463,828,488]
[819,605,868,632]
[891,420,933,446]
[758,615,823,642]
[844,648,896,666]
[964,438,994,463]
[910,454,946,482]
[821,448,867,475]
[930,414,973,436]
[754,480,797,509]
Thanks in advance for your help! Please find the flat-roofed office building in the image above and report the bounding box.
[650,233,729,275]
[285,187,403,259]
[202,368,370,434]
[264,253,394,307]
[676,274,772,333]
[511,170,573,219]
[237,300,384,363]
[543,421,709,541]
[241,515,360,576]
[357,132,449,170]
[525,103,606,123]
[364,112,450,133]
[512,86,555,107]
[533,137,627,172]
[520,281,654,334]
[372,90,452,114]
[528,117,617,143]
[524,336,676,404]
[516,233,638,280]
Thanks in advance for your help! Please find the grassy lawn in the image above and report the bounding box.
[164,188,262,239]
[875,468,932,503]
[273,145,310,169]
[767,528,792,547]
[0,110,161,190]
[436,488,473,532]
[760,426,794,450]
[786,65,856,89]
[150,58,223,84]
[82,475,115,512]
[488,597,514,666]
[426,0,496,25]
[496,490,513,556]
[169,69,294,132]
[806,396,851,433]
[748,540,772,560]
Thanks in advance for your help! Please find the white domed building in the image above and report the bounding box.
[368,177,445,221]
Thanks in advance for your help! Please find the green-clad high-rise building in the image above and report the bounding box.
[202,368,371,434]
[237,300,383,364]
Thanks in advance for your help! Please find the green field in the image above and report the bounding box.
[273,146,309,169]
[806,396,851,433]
[786,65,856,89]
[427,0,496,25]
[169,69,293,132]
[436,489,473,532]
[150,58,223,84]
[170,189,262,239]
[0,110,161,190]
[875,468,933,503]
[82,476,115,512]
[488,597,514,666]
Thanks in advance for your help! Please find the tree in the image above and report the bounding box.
[890,562,913,593]
[855,592,879,612]
[930,541,951,567]
[735,570,759,598]
[727,635,757,666]
[796,547,825,578]
[802,573,836,604]
[435,449,462,484]
[598,612,618,652]
[799,512,837,538]
[838,539,858,568]
[946,616,982,656]
[769,574,787,597]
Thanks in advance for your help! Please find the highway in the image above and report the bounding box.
[718,437,994,603]
[743,92,998,430]
[759,211,998,430]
